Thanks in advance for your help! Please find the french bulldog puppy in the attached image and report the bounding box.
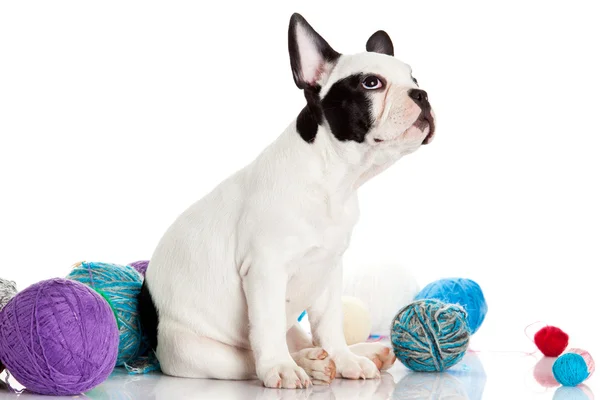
[140,13,435,389]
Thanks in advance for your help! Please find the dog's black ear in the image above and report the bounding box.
[288,13,340,90]
[366,30,394,56]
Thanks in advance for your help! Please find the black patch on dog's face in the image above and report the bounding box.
[321,74,374,143]
[296,105,318,143]
[139,280,159,350]
[296,86,324,143]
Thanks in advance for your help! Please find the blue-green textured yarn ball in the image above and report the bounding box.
[552,353,591,387]
[415,278,487,334]
[67,261,147,367]
[391,299,470,372]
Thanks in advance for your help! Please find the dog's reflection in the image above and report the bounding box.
[0,352,489,400]
[0,371,393,400]
[49,369,397,400]
[149,372,396,400]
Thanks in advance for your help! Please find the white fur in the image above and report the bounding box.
[146,19,433,389]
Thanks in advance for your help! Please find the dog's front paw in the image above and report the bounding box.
[258,361,312,389]
[333,352,380,380]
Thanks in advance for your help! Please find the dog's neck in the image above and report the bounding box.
[309,126,379,195]
[266,121,398,204]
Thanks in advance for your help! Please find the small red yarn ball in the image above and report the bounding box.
[534,326,569,357]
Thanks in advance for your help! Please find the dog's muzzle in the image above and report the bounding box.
[408,89,435,145]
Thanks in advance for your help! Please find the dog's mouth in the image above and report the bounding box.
[415,112,435,145]
[372,111,436,144]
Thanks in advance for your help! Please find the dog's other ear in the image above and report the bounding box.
[288,13,340,90]
[366,30,394,56]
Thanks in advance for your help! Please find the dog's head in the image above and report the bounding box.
[289,13,435,167]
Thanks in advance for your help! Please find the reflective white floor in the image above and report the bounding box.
[0,351,596,400]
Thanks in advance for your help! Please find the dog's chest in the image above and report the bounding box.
[285,195,359,310]
[304,193,359,261]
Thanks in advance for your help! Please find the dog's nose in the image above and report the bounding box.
[408,89,430,110]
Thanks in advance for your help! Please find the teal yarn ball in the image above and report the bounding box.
[391,299,470,372]
[67,261,147,367]
[552,349,595,387]
[415,278,487,334]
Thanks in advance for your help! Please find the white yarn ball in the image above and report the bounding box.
[341,296,372,345]
[343,262,419,335]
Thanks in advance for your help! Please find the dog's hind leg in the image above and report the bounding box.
[157,318,256,380]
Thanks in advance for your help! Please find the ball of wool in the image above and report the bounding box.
[0,278,17,311]
[0,277,18,374]
[343,262,419,335]
[0,278,118,395]
[67,261,147,366]
[341,296,372,345]
[128,260,149,276]
[534,326,569,357]
[552,348,595,387]
[391,299,470,372]
[415,278,487,334]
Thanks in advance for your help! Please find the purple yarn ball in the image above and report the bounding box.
[0,278,119,395]
[128,260,149,276]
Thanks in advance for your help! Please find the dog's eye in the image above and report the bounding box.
[411,76,419,85]
[361,75,383,90]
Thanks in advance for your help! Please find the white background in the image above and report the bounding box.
[1,0,599,356]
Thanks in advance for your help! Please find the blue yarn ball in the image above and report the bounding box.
[553,352,591,387]
[391,299,470,372]
[67,261,147,367]
[415,278,487,334]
